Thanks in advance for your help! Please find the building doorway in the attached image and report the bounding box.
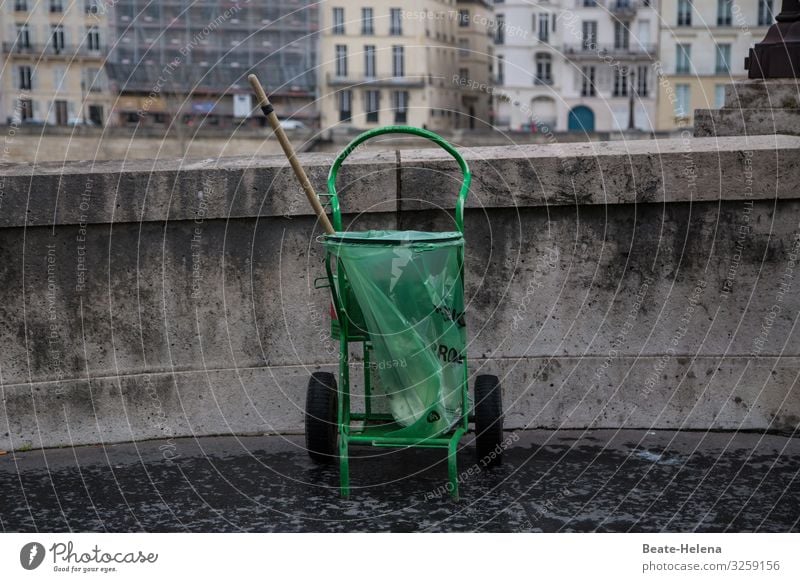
[568,105,595,132]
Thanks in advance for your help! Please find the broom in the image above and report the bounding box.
[248,74,335,235]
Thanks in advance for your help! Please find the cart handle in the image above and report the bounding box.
[326,125,471,233]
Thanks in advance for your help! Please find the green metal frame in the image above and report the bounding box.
[320,126,471,500]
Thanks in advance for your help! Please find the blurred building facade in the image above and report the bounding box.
[0,0,112,127]
[0,0,778,137]
[317,1,464,132]
[455,0,494,129]
[105,0,318,128]
[655,0,774,130]
[495,0,659,133]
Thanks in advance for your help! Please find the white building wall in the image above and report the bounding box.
[495,0,659,133]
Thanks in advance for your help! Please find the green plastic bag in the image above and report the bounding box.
[323,230,467,438]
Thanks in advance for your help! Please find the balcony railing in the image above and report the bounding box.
[609,0,637,15]
[563,43,656,59]
[576,0,651,8]
[2,42,107,58]
[326,73,425,89]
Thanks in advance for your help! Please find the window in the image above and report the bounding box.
[50,0,63,12]
[583,0,597,5]
[613,68,628,97]
[496,55,505,84]
[677,0,692,26]
[675,84,690,117]
[393,91,408,123]
[18,66,32,90]
[365,90,380,122]
[19,99,33,121]
[84,67,102,91]
[581,66,596,97]
[459,38,469,57]
[538,14,549,42]
[495,14,505,44]
[335,45,347,77]
[16,24,31,49]
[88,105,104,126]
[14,0,28,11]
[715,84,726,108]
[637,65,649,96]
[534,53,552,85]
[332,7,344,34]
[459,9,470,27]
[51,25,65,53]
[676,43,691,73]
[87,26,101,51]
[390,8,402,35]
[614,21,629,50]
[54,100,68,125]
[362,8,374,34]
[338,90,352,122]
[716,43,731,73]
[717,0,732,26]
[582,21,597,50]
[392,45,404,77]
[758,0,774,26]
[459,67,469,80]
[364,45,376,78]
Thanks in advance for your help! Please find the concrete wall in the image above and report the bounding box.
[694,80,800,138]
[1,134,799,451]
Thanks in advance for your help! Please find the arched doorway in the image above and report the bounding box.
[568,105,595,132]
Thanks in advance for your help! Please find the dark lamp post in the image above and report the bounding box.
[746,0,800,78]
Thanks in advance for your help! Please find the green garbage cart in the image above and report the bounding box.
[305,126,504,500]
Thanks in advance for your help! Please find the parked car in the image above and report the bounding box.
[278,119,307,130]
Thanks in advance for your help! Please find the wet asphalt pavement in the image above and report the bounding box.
[1,430,797,532]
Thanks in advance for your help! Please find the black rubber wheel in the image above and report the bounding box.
[305,372,338,464]
[474,374,504,467]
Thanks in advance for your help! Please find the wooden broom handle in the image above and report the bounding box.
[248,74,335,234]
